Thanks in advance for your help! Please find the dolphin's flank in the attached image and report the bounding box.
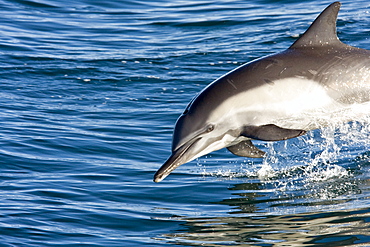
[154,2,370,182]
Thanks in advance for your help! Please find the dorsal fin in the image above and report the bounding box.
[290,2,343,49]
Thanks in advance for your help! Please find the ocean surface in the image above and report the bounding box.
[0,0,370,246]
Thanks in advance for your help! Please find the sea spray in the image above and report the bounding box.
[200,118,370,200]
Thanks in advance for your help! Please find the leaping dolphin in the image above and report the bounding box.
[154,2,370,182]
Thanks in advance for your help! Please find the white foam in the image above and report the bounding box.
[257,164,276,180]
[306,164,349,182]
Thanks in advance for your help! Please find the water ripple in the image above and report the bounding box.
[0,0,370,246]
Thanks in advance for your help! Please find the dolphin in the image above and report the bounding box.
[154,2,370,182]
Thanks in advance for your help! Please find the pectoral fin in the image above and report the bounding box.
[242,124,306,141]
[227,140,265,158]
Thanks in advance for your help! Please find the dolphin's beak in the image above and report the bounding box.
[154,137,201,182]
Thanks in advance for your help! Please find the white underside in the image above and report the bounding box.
[186,77,370,162]
[190,77,370,159]
[211,77,370,131]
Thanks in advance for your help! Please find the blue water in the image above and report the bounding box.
[0,0,370,246]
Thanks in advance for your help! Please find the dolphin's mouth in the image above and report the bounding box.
[154,137,201,182]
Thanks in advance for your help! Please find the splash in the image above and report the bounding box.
[259,119,370,198]
[201,118,370,199]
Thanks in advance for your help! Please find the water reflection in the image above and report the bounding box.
[157,165,370,246]
[158,184,370,246]
[163,208,370,246]
[157,125,370,246]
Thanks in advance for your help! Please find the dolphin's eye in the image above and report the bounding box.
[206,124,215,133]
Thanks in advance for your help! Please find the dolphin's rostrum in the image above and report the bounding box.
[154,2,370,182]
